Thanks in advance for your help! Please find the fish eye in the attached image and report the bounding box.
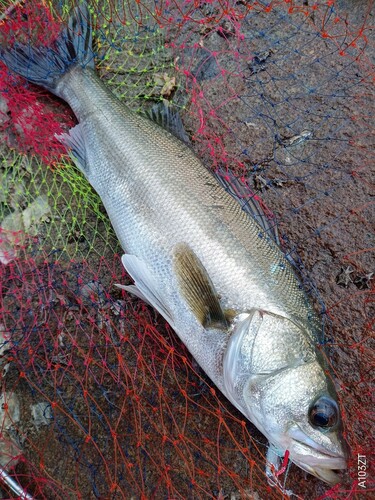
[309,396,339,429]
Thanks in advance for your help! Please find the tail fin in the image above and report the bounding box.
[0,2,94,95]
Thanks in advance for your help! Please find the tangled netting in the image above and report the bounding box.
[0,0,374,498]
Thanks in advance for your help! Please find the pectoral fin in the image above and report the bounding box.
[173,244,228,329]
[117,254,175,328]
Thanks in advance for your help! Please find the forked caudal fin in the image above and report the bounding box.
[0,2,94,95]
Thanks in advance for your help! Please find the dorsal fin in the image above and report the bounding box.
[213,167,280,245]
[173,243,228,329]
[146,102,191,145]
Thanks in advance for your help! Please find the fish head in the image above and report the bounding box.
[223,310,347,483]
[247,362,348,484]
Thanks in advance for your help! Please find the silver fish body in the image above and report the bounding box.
[0,3,347,484]
[59,66,319,388]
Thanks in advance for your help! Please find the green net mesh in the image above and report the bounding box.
[0,0,373,498]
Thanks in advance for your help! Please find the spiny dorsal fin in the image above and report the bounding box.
[173,243,227,329]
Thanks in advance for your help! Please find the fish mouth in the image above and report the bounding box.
[293,445,346,484]
[289,429,347,484]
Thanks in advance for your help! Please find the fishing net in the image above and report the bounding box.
[0,0,373,498]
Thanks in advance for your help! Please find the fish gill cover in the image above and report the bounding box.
[0,0,373,498]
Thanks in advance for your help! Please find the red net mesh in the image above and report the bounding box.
[0,1,374,498]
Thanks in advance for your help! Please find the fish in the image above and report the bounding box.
[0,3,347,485]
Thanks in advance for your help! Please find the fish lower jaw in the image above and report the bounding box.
[291,443,346,484]
[294,461,345,485]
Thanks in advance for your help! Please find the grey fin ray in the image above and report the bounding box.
[116,284,150,305]
[56,124,87,173]
[146,102,191,145]
[213,167,280,246]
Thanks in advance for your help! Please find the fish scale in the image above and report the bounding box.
[60,66,314,332]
